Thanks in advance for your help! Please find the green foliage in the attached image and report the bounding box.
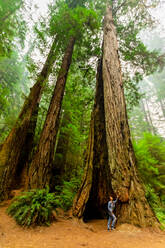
[114,0,164,106]
[120,29,160,76]
[55,177,82,211]
[134,133,165,188]
[49,1,100,47]
[0,54,26,111]
[0,53,30,143]
[145,185,160,209]
[145,185,165,226]
[7,188,59,227]
[66,0,87,8]
[0,0,26,56]
[134,133,165,224]
[156,208,165,228]
[134,134,158,185]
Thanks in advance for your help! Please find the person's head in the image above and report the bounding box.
[110,196,113,201]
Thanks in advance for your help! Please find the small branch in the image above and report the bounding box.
[113,0,128,15]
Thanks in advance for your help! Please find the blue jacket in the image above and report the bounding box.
[108,198,118,213]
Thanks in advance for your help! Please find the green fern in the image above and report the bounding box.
[7,187,59,227]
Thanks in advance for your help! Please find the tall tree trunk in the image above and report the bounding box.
[0,38,57,200]
[27,36,76,189]
[73,59,112,219]
[73,6,158,227]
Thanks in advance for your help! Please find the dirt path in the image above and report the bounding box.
[0,203,165,248]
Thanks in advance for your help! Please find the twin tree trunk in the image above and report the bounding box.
[0,38,57,200]
[27,37,76,189]
[73,6,158,227]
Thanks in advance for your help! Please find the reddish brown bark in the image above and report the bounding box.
[27,37,76,189]
[0,38,57,200]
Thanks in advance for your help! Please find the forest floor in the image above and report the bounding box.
[0,201,165,248]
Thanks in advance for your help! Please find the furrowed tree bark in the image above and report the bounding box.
[102,6,157,226]
[27,37,76,189]
[0,38,57,200]
[73,59,113,219]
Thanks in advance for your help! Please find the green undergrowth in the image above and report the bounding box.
[7,187,59,227]
[133,133,165,227]
[7,177,81,227]
[145,185,165,228]
[54,176,81,211]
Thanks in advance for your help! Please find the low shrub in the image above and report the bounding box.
[7,187,60,227]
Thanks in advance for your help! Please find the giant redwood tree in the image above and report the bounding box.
[73,4,159,227]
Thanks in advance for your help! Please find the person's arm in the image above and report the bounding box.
[113,196,118,204]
